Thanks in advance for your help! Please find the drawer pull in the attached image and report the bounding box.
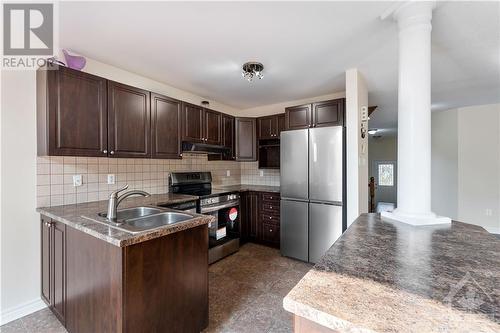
[269,229,273,232]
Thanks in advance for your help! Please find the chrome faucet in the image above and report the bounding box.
[107,185,150,221]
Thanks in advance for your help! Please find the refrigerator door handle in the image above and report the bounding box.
[281,197,309,203]
[309,199,343,206]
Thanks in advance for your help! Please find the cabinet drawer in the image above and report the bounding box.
[262,202,280,215]
[262,223,280,244]
[261,193,280,202]
[261,213,280,226]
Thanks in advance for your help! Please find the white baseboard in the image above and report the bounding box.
[0,298,47,326]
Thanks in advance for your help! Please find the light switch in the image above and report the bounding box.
[107,174,115,185]
[73,175,82,187]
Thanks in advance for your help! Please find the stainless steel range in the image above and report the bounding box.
[169,172,240,264]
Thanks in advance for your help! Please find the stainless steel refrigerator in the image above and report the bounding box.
[280,126,345,263]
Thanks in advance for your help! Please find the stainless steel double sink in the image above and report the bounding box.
[83,206,195,234]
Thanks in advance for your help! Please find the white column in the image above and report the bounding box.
[381,1,451,226]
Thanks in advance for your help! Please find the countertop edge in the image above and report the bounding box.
[37,207,214,247]
[283,295,376,333]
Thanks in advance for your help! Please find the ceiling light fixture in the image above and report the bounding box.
[368,129,378,135]
[242,62,264,82]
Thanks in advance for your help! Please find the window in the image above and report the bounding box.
[378,164,394,186]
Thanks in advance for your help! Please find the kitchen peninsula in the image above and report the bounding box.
[284,213,500,333]
[37,193,214,333]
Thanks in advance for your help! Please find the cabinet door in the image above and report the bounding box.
[52,221,66,324]
[277,114,285,137]
[235,118,256,161]
[222,114,235,160]
[312,99,344,127]
[43,66,108,156]
[41,216,52,305]
[108,81,151,158]
[248,192,260,240]
[151,93,181,159]
[182,103,204,143]
[204,109,222,145]
[257,116,275,139]
[285,104,311,130]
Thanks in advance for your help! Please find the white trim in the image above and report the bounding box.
[0,298,47,326]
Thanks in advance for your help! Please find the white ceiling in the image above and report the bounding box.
[59,1,500,130]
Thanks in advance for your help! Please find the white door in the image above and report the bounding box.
[371,160,397,209]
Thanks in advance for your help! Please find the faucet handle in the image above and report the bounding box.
[109,184,129,198]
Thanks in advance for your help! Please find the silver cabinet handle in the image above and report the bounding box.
[270,206,273,209]
[103,150,108,154]
[269,216,272,220]
[44,221,53,228]
[110,151,115,155]
[269,229,273,232]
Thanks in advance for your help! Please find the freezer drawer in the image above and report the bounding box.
[309,203,343,263]
[280,199,308,262]
[280,129,308,200]
[309,127,343,203]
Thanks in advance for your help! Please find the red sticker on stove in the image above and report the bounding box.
[229,208,238,221]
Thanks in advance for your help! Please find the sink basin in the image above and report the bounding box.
[98,206,163,221]
[83,207,195,234]
[121,212,193,233]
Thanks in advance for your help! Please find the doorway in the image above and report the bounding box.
[371,160,397,212]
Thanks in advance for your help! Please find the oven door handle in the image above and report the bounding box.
[200,200,240,213]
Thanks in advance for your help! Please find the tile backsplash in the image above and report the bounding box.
[37,154,279,207]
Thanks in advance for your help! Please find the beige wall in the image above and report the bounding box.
[368,136,397,165]
[77,57,240,116]
[1,70,45,323]
[431,109,458,220]
[431,104,500,233]
[345,69,369,226]
[235,92,345,117]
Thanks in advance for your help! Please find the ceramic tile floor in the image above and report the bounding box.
[1,243,312,333]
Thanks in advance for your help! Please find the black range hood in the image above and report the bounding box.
[182,141,230,156]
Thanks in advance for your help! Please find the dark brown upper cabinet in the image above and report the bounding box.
[182,104,222,145]
[285,104,312,130]
[108,81,151,158]
[277,114,285,137]
[285,98,345,130]
[257,116,276,140]
[235,117,256,161]
[312,99,344,127]
[257,114,285,139]
[37,65,108,156]
[151,93,182,159]
[221,114,235,160]
[204,109,222,145]
[182,103,204,143]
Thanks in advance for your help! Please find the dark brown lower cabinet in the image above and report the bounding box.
[40,216,66,325]
[41,215,208,333]
[240,192,280,248]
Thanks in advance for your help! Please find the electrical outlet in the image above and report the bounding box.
[485,208,493,216]
[107,174,115,185]
[72,175,82,187]
[226,170,231,177]
[259,170,264,177]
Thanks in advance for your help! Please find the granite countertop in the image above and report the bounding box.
[213,184,280,193]
[36,193,213,247]
[283,213,500,333]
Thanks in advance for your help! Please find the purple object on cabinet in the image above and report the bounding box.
[63,49,86,70]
